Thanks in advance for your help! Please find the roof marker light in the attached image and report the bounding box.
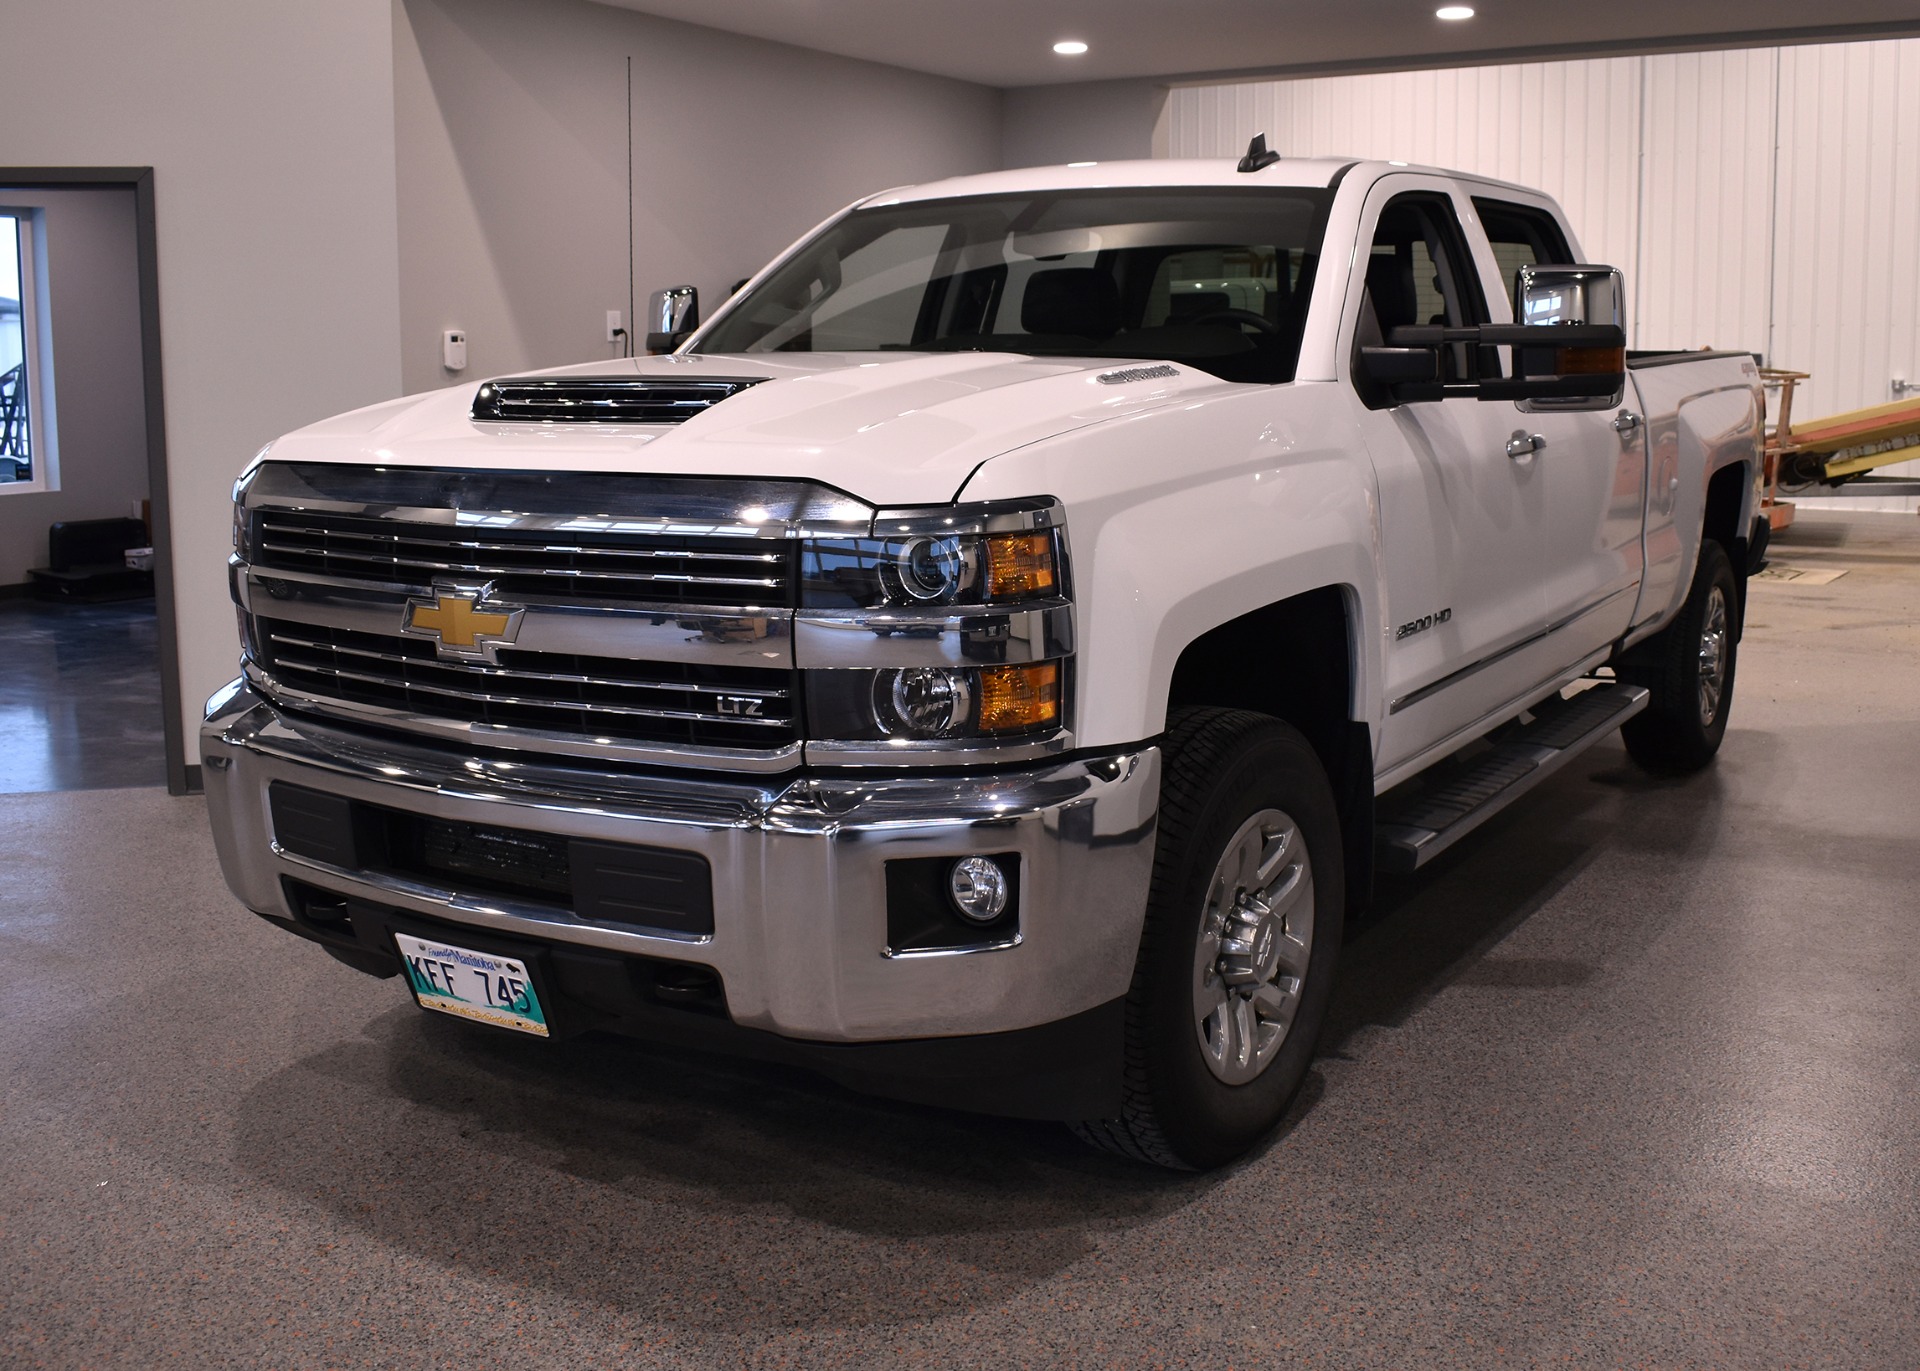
[1053,40,1088,55]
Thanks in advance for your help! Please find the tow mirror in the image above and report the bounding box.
[645,284,700,353]
[1356,264,1627,411]
[1513,265,1626,413]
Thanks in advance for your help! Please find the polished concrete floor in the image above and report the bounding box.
[0,596,166,793]
[3,510,1916,1368]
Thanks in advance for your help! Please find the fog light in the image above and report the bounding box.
[876,667,972,737]
[948,856,1011,924]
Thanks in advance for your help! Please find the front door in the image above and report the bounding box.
[1345,182,1549,776]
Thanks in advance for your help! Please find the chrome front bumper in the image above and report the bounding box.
[202,681,1159,1043]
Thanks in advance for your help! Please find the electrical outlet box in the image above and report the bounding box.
[606,310,624,343]
[443,329,467,371]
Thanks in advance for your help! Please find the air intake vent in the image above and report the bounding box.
[471,375,766,424]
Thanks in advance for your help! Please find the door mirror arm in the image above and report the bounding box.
[1354,265,1629,412]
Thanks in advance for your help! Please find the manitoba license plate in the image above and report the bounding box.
[395,932,550,1037]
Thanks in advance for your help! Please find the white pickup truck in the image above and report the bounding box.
[204,152,1765,1169]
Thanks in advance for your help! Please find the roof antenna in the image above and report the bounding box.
[1237,133,1282,173]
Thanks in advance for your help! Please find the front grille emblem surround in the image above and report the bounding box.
[402,582,526,665]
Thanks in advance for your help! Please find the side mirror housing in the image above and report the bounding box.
[1355,264,1627,411]
[645,284,700,353]
[1513,265,1626,413]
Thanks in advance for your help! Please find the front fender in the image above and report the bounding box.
[958,381,1385,750]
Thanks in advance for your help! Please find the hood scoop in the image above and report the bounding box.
[471,375,767,424]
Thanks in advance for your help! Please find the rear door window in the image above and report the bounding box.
[1472,198,1576,310]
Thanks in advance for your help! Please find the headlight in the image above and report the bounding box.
[801,528,1063,608]
[798,498,1071,753]
[808,661,1063,743]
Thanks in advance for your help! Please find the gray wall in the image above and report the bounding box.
[395,0,1005,393]
[0,188,148,585]
[1001,79,1170,170]
[0,0,405,765]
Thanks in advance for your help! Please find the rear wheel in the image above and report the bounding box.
[1620,539,1739,774]
[1073,708,1344,1170]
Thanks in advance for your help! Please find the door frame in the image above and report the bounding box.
[0,167,187,795]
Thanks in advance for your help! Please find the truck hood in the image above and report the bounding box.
[264,351,1225,508]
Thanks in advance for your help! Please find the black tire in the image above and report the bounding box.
[1620,539,1739,774]
[1073,708,1345,1170]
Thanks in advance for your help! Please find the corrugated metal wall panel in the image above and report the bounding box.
[1773,40,1920,502]
[1171,59,1643,328]
[1168,39,1920,508]
[1638,49,1776,358]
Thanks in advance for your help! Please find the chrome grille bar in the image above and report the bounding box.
[252,509,795,609]
[263,629,792,701]
[256,521,783,564]
[257,619,796,748]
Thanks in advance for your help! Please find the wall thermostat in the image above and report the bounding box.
[443,329,467,371]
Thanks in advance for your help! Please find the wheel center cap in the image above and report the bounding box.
[1217,891,1282,987]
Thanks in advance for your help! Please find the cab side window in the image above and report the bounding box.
[1355,194,1490,389]
[1472,198,1576,311]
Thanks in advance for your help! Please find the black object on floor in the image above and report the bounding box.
[27,516,154,601]
[0,596,164,792]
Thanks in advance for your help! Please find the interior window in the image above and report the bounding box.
[1472,198,1576,311]
[1355,193,1488,384]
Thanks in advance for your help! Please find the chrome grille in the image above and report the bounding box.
[251,510,794,609]
[256,619,795,749]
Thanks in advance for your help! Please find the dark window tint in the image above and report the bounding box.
[696,189,1334,384]
[1472,198,1576,308]
[1356,193,1489,387]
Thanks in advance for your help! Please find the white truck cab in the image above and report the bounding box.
[204,154,1764,1168]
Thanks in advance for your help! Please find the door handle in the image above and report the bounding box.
[1613,410,1643,436]
[1506,430,1545,459]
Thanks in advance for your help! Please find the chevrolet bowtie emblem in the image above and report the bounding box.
[402,584,526,663]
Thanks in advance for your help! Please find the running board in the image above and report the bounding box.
[1375,682,1650,874]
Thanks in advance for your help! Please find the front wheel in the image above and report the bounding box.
[1073,708,1344,1170]
[1620,539,1739,774]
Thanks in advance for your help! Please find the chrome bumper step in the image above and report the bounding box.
[1375,682,1651,873]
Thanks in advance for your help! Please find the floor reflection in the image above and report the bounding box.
[0,596,164,792]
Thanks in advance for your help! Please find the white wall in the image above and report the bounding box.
[1166,39,1920,505]
[0,188,148,585]
[0,0,405,768]
[395,0,1004,394]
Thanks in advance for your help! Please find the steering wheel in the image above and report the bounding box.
[1187,308,1282,335]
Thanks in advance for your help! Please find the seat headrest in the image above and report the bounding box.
[1365,251,1420,334]
[1021,268,1122,339]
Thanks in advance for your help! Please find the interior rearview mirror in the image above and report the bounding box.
[646,284,700,353]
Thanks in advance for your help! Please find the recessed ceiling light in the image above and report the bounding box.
[1436,5,1475,18]
[1053,39,1089,55]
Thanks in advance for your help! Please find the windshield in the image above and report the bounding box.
[695,188,1334,384]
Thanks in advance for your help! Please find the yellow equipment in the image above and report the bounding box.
[1760,369,1920,529]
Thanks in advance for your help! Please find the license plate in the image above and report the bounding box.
[395,932,549,1037]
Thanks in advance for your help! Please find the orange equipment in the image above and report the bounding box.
[1760,369,1920,530]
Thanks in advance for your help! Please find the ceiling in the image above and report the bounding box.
[588,0,1920,88]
